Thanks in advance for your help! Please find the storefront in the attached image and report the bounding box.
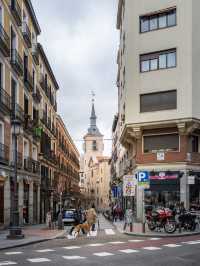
[189,173,200,210]
[144,171,181,209]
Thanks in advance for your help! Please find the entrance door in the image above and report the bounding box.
[0,182,4,224]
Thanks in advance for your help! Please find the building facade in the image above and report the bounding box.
[81,102,110,210]
[56,115,80,211]
[116,0,200,220]
[0,0,80,228]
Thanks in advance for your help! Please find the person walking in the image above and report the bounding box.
[123,205,134,232]
[86,204,97,231]
[46,210,52,229]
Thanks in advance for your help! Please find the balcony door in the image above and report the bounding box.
[11,26,17,51]
[24,94,29,115]
[11,78,17,114]
[23,53,28,80]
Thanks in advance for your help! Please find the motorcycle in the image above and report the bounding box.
[176,211,197,231]
[146,208,176,234]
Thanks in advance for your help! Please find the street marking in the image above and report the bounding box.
[87,230,97,237]
[128,239,144,243]
[5,252,23,255]
[93,252,114,257]
[27,258,51,263]
[164,244,182,248]
[0,262,17,266]
[63,256,86,260]
[149,238,161,240]
[109,241,126,244]
[143,247,162,251]
[35,249,55,253]
[63,246,81,250]
[182,240,200,245]
[87,243,105,247]
[105,229,115,235]
[119,249,139,254]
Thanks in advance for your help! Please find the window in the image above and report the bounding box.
[140,90,177,112]
[189,135,199,153]
[140,49,176,72]
[143,134,179,153]
[92,140,97,151]
[140,8,176,33]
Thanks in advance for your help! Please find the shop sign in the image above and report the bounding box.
[157,152,165,161]
[188,176,195,185]
[138,171,150,189]
[123,175,136,196]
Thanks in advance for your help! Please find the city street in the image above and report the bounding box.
[0,216,200,265]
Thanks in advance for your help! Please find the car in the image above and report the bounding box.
[62,209,76,226]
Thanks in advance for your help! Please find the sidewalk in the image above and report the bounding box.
[113,220,200,237]
[0,224,66,251]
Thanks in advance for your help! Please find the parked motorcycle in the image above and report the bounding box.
[176,211,197,231]
[146,208,176,234]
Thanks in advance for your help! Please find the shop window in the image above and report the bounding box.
[140,90,177,112]
[143,133,179,153]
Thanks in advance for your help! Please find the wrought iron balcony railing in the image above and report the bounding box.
[0,87,11,114]
[32,87,42,103]
[24,69,34,92]
[10,150,23,169]
[10,0,22,26]
[0,143,9,165]
[11,49,23,76]
[11,102,24,122]
[0,23,10,57]
[22,21,31,48]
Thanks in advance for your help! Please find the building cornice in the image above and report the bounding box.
[24,0,41,35]
[38,43,59,91]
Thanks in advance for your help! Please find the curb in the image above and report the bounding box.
[0,231,66,251]
[124,231,200,238]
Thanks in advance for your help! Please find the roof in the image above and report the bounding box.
[38,43,59,91]
[25,0,41,35]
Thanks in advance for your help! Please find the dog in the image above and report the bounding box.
[71,222,91,237]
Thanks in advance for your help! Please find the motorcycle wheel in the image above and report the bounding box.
[147,221,156,231]
[164,220,176,234]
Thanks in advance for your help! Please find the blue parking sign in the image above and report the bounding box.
[138,171,149,188]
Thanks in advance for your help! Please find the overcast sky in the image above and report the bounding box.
[32,0,118,155]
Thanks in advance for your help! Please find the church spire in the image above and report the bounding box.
[87,92,102,136]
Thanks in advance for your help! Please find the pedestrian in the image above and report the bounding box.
[123,204,134,232]
[46,210,52,229]
[86,204,97,231]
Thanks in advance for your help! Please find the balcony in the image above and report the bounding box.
[10,151,23,169]
[0,87,11,115]
[22,21,31,48]
[11,102,24,122]
[0,143,9,165]
[32,87,42,103]
[0,24,10,57]
[24,70,34,92]
[11,49,23,76]
[32,159,40,174]
[43,150,57,165]
[32,43,39,65]
[24,157,33,172]
[10,0,22,26]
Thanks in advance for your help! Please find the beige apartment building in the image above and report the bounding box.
[81,102,110,210]
[116,0,200,219]
[0,0,80,228]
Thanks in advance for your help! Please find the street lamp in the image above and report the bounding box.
[7,120,24,239]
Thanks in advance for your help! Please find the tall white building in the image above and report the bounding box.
[116,0,200,219]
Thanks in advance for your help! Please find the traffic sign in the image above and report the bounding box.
[138,171,150,189]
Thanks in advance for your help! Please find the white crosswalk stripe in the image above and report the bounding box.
[128,239,144,243]
[105,229,115,235]
[5,252,23,255]
[93,252,114,257]
[143,247,162,251]
[63,246,81,250]
[63,256,86,260]
[164,244,182,248]
[109,241,125,244]
[149,238,161,241]
[182,240,200,245]
[35,249,55,253]
[87,243,105,247]
[0,262,17,266]
[119,249,139,254]
[27,258,51,263]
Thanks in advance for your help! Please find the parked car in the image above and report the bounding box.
[62,209,76,226]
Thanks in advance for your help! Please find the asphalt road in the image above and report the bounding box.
[1,217,200,266]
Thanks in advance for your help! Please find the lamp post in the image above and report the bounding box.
[7,120,24,239]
